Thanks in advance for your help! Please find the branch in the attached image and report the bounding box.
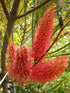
[37,20,70,63]
[0,0,10,20]
[1,0,21,92]
[10,0,21,15]
[16,0,51,19]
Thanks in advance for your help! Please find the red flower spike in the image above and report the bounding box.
[6,44,17,77]
[32,7,55,61]
[6,45,33,85]
[30,57,68,83]
[15,46,32,85]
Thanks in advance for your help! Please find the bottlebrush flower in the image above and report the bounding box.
[6,45,33,85]
[30,57,68,83]
[14,46,32,85]
[32,7,55,62]
[6,44,17,77]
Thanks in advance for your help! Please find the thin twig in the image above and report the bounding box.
[47,53,70,58]
[48,76,67,92]
[6,0,11,9]
[21,0,26,45]
[48,42,70,55]
[32,0,35,41]
[22,32,32,44]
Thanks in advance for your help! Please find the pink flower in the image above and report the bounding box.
[30,57,68,83]
[32,7,55,62]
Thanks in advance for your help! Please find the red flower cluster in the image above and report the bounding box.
[30,57,68,83]
[32,7,55,61]
[6,7,69,85]
[6,45,32,85]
